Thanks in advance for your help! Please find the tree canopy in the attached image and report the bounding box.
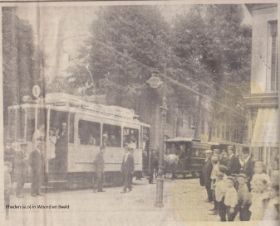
[49,4,252,135]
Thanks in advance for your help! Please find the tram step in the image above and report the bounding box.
[42,180,68,192]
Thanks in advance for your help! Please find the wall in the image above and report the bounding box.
[251,6,277,94]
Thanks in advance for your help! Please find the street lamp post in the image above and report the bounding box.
[146,72,167,208]
[154,96,168,208]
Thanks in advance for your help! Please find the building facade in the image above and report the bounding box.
[245,4,279,172]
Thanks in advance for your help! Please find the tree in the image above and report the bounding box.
[3,7,44,125]
[64,6,173,107]
[172,5,252,141]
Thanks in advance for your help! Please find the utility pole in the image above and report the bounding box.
[154,95,167,208]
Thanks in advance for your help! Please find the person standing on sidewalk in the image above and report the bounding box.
[210,154,220,214]
[121,146,134,193]
[215,170,227,221]
[14,143,28,198]
[224,176,238,221]
[227,146,241,175]
[93,145,105,192]
[200,150,213,202]
[29,140,44,197]
[240,147,254,191]
[236,173,252,221]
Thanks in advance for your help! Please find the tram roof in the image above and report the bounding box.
[8,93,148,124]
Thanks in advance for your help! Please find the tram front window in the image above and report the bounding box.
[78,120,100,145]
[123,128,139,148]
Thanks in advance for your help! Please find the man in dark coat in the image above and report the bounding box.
[29,141,44,196]
[227,146,241,175]
[93,146,105,192]
[240,147,254,191]
[121,147,134,193]
[14,143,28,198]
[55,122,68,173]
[200,150,213,202]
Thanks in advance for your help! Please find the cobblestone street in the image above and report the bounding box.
[2,178,223,226]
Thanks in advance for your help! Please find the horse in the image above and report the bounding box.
[163,154,179,179]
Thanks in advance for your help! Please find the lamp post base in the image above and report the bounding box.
[154,177,164,208]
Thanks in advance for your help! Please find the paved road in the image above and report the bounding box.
[2,178,221,226]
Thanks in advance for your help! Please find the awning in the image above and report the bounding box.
[251,108,279,147]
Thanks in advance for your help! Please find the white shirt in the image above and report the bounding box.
[250,173,271,192]
[224,187,238,208]
[124,153,129,162]
[211,163,220,180]
[215,178,227,202]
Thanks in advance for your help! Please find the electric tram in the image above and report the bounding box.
[7,93,150,189]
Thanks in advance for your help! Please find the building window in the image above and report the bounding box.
[268,21,278,91]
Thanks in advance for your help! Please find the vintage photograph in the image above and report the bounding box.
[1,1,279,225]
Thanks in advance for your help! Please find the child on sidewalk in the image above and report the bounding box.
[249,162,271,221]
[224,176,238,221]
[215,170,227,221]
[250,161,271,192]
[263,183,279,221]
[236,173,252,221]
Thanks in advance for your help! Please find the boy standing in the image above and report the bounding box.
[215,171,227,221]
[224,176,238,221]
[236,173,252,221]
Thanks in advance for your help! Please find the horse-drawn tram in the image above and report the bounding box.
[7,93,150,189]
[164,137,210,178]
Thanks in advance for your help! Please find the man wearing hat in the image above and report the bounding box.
[200,150,213,202]
[227,146,241,175]
[240,147,254,191]
[121,146,134,193]
[29,139,44,196]
[236,173,251,221]
[93,145,105,192]
[14,142,28,198]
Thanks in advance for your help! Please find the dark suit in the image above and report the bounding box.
[227,155,241,175]
[29,149,43,195]
[14,151,27,196]
[121,153,134,192]
[200,158,213,201]
[93,151,105,192]
[241,157,254,191]
[55,129,68,172]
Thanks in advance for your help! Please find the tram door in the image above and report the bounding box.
[49,110,69,176]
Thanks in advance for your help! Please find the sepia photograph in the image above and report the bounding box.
[1,1,279,225]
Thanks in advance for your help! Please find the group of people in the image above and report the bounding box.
[92,134,135,193]
[4,138,46,219]
[4,122,69,219]
[200,146,279,222]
